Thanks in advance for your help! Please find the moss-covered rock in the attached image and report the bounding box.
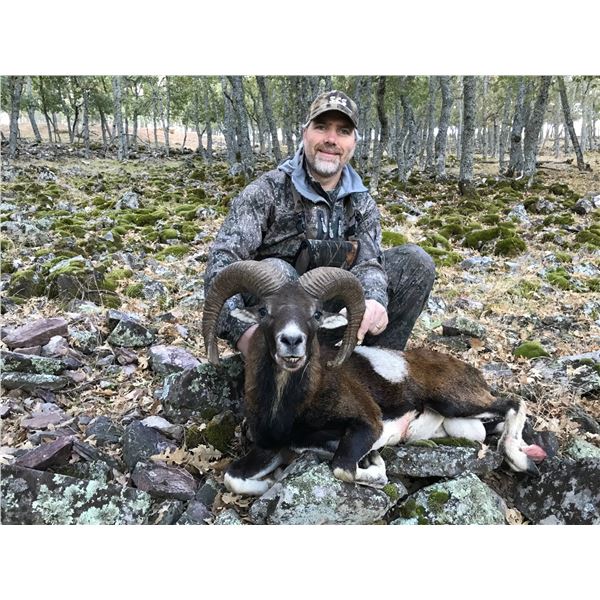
[463,227,501,249]
[6,268,45,298]
[494,235,527,257]
[513,341,550,359]
[155,245,190,260]
[382,230,408,247]
[575,229,600,249]
[202,411,236,453]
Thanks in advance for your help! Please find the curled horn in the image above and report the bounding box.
[299,267,366,368]
[202,260,290,364]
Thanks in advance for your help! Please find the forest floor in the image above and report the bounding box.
[1,141,599,522]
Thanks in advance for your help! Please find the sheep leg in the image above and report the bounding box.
[224,446,286,496]
[332,424,388,488]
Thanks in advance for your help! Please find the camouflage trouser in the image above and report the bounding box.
[261,243,436,351]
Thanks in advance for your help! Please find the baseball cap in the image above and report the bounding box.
[305,90,359,129]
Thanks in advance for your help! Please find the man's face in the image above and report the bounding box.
[302,112,356,181]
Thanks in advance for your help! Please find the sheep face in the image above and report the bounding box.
[232,283,348,372]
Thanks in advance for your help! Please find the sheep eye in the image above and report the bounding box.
[313,311,322,321]
[258,307,268,318]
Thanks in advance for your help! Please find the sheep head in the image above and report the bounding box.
[201,261,365,370]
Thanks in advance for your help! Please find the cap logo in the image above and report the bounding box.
[328,95,348,107]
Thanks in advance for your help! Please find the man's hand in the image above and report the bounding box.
[357,299,388,343]
[236,324,258,357]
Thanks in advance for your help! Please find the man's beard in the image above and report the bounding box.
[306,145,354,178]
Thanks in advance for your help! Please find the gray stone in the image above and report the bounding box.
[1,317,68,349]
[121,421,178,470]
[2,373,69,392]
[482,362,514,380]
[107,320,155,348]
[573,198,593,215]
[140,415,184,441]
[149,345,201,376]
[1,464,152,524]
[195,477,222,507]
[14,436,74,470]
[564,438,600,460]
[249,453,393,525]
[148,499,186,525]
[442,316,486,339]
[567,406,600,435]
[460,256,493,271]
[513,458,600,524]
[69,329,102,354]
[0,350,66,375]
[177,500,212,525]
[214,508,244,525]
[131,461,198,500]
[161,354,244,423]
[41,335,71,357]
[391,473,507,525]
[507,203,530,225]
[85,416,124,445]
[381,444,503,478]
[20,408,67,430]
[116,191,141,210]
[454,297,484,312]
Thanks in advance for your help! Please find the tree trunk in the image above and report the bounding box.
[82,86,90,158]
[498,89,512,173]
[506,78,527,177]
[221,77,240,167]
[370,77,388,193]
[256,76,282,163]
[523,76,552,183]
[152,87,159,149]
[52,112,62,143]
[7,76,24,158]
[458,76,477,196]
[357,76,374,173]
[111,76,127,160]
[24,77,42,143]
[161,77,171,156]
[557,76,588,171]
[38,77,54,143]
[424,76,437,172]
[228,76,255,179]
[553,92,561,158]
[203,81,213,163]
[481,76,488,159]
[434,76,452,180]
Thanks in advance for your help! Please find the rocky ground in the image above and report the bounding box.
[1,140,599,524]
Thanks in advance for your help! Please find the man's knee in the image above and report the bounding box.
[384,244,436,283]
[260,257,299,282]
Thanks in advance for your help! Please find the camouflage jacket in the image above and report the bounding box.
[204,148,387,347]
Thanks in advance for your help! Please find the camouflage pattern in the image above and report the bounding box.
[305,90,359,128]
[204,167,387,348]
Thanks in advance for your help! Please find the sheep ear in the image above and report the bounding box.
[320,312,348,329]
[231,308,259,324]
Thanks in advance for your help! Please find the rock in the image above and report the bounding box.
[140,415,184,441]
[482,362,514,380]
[460,256,493,271]
[442,316,486,339]
[69,329,102,354]
[14,436,74,470]
[214,508,244,525]
[41,335,71,357]
[107,320,155,348]
[564,438,600,460]
[20,407,67,430]
[507,203,530,225]
[454,297,484,312]
[1,317,68,349]
[85,416,124,445]
[131,461,198,500]
[116,191,141,210]
[573,198,593,215]
[426,296,447,314]
[0,350,66,375]
[567,405,600,435]
[161,354,245,423]
[248,453,394,525]
[1,464,152,524]
[148,499,186,525]
[1,372,70,392]
[195,477,222,507]
[381,443,502,478]
[149,345,201,376]
[121,421,178,470]
[391,473,507,525]
[512,458,600,524]
[177,500,212,524]
[534,197,555,214]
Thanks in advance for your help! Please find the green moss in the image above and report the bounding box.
[1,259,15,274]
[155,245,190,260]
[494,235,527,257]
[432,437,478,448]
[575,229,600,248]
[427,490,450,513]
[382,231,408,247]
[6,268,45,298]
[547,268,572,290]
[463,227,501,249]
[548,183,571,196]
[554,252,573,263]
[481,213,501,225]
[514,341,550,359]
[586,278,600,292]
[124,283,144,298]
[397,498,429,524]
[121,208,168,226]
[543,213,575,226]
[382,483,400,502]
[187,188,206,201]
[159,228,180,242]
[438,223,465,239]
[0,238,13,251]
[425,232,451,250]
[189,168,206,181]
[512,279,540,298]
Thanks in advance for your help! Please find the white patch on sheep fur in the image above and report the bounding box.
[353,346,408,383]
[443,417,487,442]
[405,409,445,441]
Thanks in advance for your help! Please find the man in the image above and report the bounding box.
[204,89,435,357]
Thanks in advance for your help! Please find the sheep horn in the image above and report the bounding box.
[299,267,366,368]
[202,260,290,364]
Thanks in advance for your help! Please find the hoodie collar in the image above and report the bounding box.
[278,146,368,204]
